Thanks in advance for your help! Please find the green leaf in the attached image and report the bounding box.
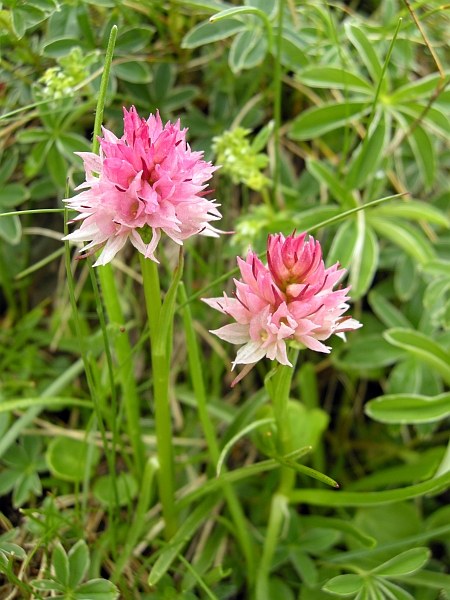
[24,139,52,178]
[374,200,449,228]
[0,149,18,185]
[181,18,245,48]
[93,472,139,507]
[306,160,356,208]
[365,392,450,424]
[229,28,267,73]
[394,254,418,302]
[369,217,435,263]
[290,101,370,141]
[348,447,445,491]
[346,113,390,190]
[46,437,100,483]
[0,184,29,208]
[112,61,152,84]
[289,549,318,587]
[421,259,450,278]
[42,37,89,58]
[384,328,450,386]
[275,27,308,69]
[68,540,89,589]
[302,516,376,548]
[53,542,70,587]
[295,206,342,231]
[326,220,358,270]
[323,574,365,595]
[335,334,406,371]
[345,22,382,82]
[0,397,93,413]
[407,125,436,190]
[288,467,450,507]
[368,290,413,329]
[148,495,220,586]
[388,358,422,395]
[11,5,46,38]
[296,66,373,93]
[372,547,429,577]
[0,212,22,245]
[397,103,450,138]
[74,579,119,600]
[390,72,442,103]
[46,142,68,188]
[56,133,92,165]
[115,26,155,53]
[349,224,379,299]
[17,129,50,144]
[31,579,65,592]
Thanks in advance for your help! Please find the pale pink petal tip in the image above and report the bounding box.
[64,106,222,265]
[203,231,362,384]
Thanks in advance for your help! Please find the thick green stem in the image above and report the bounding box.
[178,282,256,586]
[140,255,177,540]
[270,350,299,493]
[256,493,288,600]
[257,349,299,596]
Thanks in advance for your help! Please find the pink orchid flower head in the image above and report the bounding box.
[203,231,362,386]
[63,106,222,266]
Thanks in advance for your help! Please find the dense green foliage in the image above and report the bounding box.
[1,0,450,598]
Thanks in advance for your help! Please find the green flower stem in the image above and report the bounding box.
[256,493,288,600]
[97,265,146,476]
[140,254,177,540]
[269,349,299,493]
[178,282,256,585]
[273,0,284,205]
[257,350,299,597]
[84,23,145,476]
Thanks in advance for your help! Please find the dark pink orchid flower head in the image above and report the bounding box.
[203,231,362,385]
[63,106,222,266]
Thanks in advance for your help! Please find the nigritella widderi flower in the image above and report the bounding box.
[203,232,362,381]
[64,107,222,266]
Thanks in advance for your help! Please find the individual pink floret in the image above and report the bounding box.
[203,231,362,383]
[63,106,222,266]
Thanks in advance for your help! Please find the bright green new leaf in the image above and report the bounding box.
[323,574,365,595]
[365,392,450,424]
[372,547,430,577]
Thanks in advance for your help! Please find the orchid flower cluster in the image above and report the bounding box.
[204,232,362,380]
[65,106,361,379]
[64,106,222,266]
